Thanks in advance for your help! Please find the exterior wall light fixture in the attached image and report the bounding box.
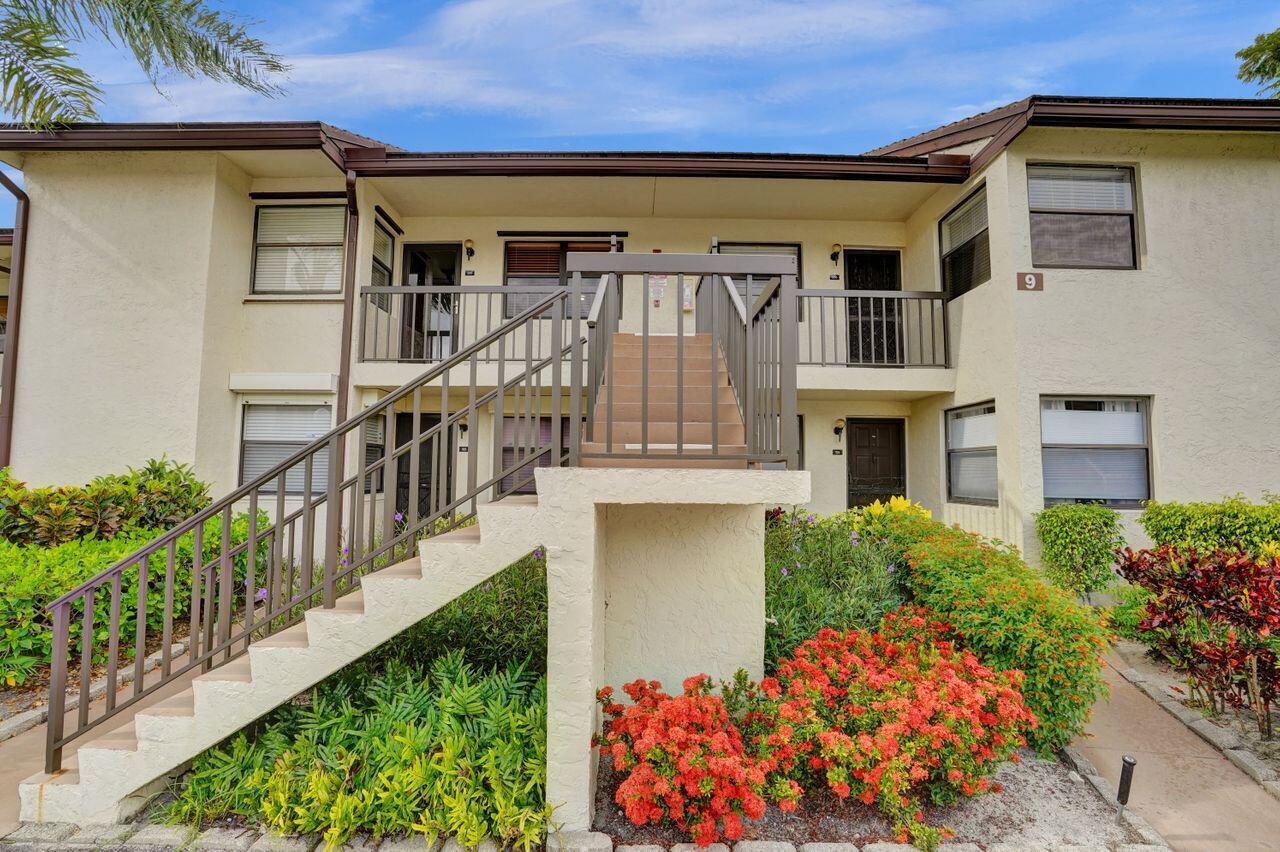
[833,418,845,439]
[464,239,475,260]
[830,243,843,263]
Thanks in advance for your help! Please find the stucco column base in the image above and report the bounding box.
[535,467,810,832]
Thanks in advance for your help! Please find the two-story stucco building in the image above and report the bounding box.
[1,96,1278,561]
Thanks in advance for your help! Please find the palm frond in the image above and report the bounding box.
[0,9,100,126]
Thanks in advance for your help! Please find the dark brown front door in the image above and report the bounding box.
[846,419,905,507]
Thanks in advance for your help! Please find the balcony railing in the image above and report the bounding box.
[361,284,949,369]
[359,284,589,363]
[797,289,948,368]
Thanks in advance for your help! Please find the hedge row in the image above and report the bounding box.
[1139,495,1280,554]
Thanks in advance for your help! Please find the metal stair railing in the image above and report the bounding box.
[42,289,578,773]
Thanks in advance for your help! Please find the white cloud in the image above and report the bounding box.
[65,0,1270,150]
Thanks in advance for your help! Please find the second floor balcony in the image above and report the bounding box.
[358,283,949,371]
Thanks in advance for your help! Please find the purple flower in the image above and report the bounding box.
[887,563,896,573]
[780,566,789,577]
[792,543,801,553]
[850,531,860,547]
[394,512,404,522]
[805,514,816,523]
[254,587,268,603]
[533,547,544,559]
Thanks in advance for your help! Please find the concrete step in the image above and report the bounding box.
[579,443,748,469]
[607,355,722,373]
[596,384,737,404]
[605,369,730,387]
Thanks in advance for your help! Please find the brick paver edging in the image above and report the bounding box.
[1112,664,1280,801]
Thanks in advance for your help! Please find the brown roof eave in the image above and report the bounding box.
[1027,100,1280,131]
[349,153,970,182]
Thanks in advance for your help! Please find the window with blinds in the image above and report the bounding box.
[715,243,801,307]
[252,206,345,294]
[1041,396,1149,506]
[239,403,332,493]
[946,402,997,504]
[1028,165,1137,269]
[504,241,613,318]
[939,187,990,298]
[500,416,572,494]
[370,222,394,310]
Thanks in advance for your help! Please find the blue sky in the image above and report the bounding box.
[2,0,1278,222]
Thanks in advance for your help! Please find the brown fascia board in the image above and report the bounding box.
[0,122,350,170]
[873,96,1280,161]
[347,150,971,182]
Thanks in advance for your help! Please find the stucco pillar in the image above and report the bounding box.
[535,467,809,832]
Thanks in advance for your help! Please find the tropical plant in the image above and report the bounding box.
[163,653,552,851]
[1034,503,1124,598]
[0,0,287,128]
[1117,545,1280,738]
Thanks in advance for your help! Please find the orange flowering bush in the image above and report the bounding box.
[753,609,1038,848]
[596,675,770,846]
[598,609,1038,850]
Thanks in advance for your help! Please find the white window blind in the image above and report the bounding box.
[253,206,345,293]
[370,222,394,309]
[240,403,332,493]
[1041,397,1149,505]
[946,402,997,503]
[500,416,567,494]
[1028,165,1136,268]
[1028,165,1134,211]
[941,189,988,254]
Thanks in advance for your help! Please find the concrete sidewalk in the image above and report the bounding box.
[1074,655,1280,852]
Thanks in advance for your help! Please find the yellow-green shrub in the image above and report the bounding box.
[1139,495,1280,554]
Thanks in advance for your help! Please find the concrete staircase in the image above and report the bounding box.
[19,496,545,825]
[581,333,746,469]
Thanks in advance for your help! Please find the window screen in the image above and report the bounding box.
[946,402,997,504]
[1028,165,1136,268]
[252,206,346,293]
[1041,397,1149,506]
[504,241,612,318]
[240,403,332,493]
[940,188,990,298]
[716,243,801,308]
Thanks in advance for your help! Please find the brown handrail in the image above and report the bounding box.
[44,289,575,772]
[796,289,948,368]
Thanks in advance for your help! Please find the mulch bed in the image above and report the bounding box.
[594,749,1141,848]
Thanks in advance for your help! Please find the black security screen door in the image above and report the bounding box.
[394,413,453,519]
[844,249,901,364]
[846,418,905,507]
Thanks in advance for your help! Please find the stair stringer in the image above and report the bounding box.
[19,498,546,826]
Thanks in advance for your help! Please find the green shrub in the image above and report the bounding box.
[1034,503,1124,597]
[163,652,551,851]
[1139,495,1280,554]
[764,511,907,668]
[886,514,1110,753]
[368,549,547,673]
[0,459,209,546]
[0,514,257,686]
[1107,582,1154,642]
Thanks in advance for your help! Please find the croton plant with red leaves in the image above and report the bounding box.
[596,607,1037,850]
[1117,546,1280,737]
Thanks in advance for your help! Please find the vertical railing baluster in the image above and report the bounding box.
[272,476,285,628]
[300,456,314,609]
[134,554,150,692]
[244,493,257,633]
[77,588,94,730]
[105,573,122,713]
[493,332,507,496]
[217,510,232,661]
[467,352,478,505]
[190,523,203,662]
[409,387,421,530]
[709,275,719,455]
[382,406,395,558]
[45,603,69,773]
[323,436,340,608]
[569,272,583,465]
[161,542,175,676]
[641,273,649,455]
[551,292,563,465]
[676,275,684,456]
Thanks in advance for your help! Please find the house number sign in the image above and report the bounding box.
[1017,272,1044,291]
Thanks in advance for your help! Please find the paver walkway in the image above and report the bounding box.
[1074,654,1280,851]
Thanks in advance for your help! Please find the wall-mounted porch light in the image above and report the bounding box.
[463,239,475,260]
[830,243,843,264]
[833,418,846,440]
